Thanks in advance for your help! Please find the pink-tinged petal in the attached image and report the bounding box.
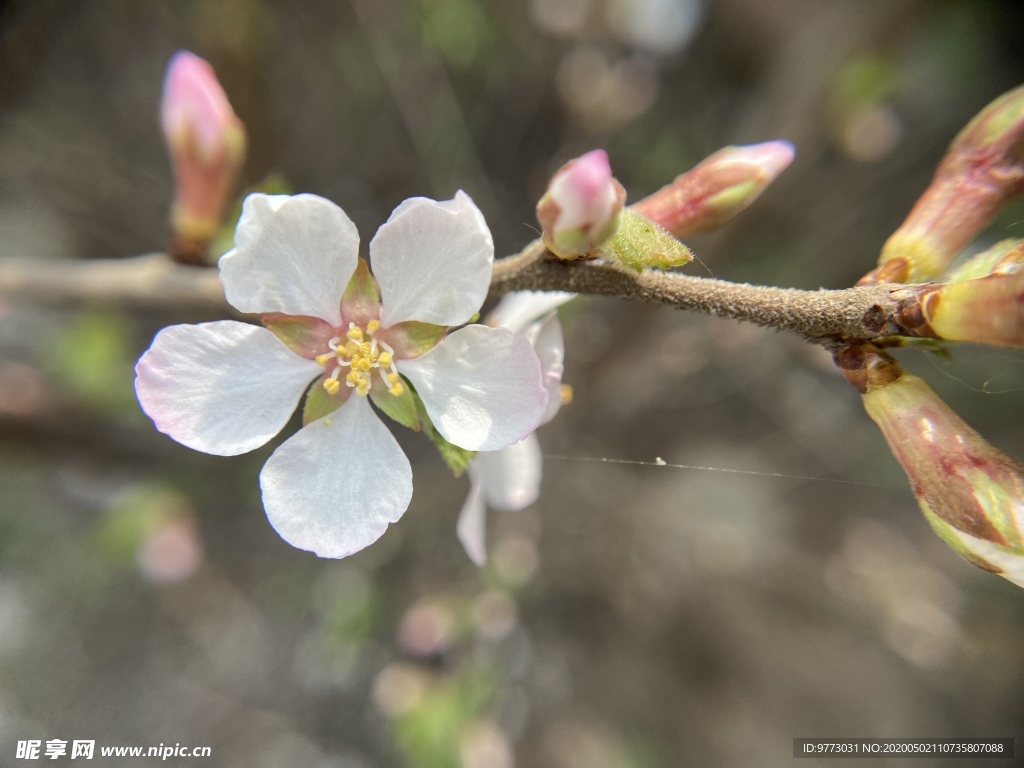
[219,193,358,324]
[372,191,494,327]
[531,314,565,425]
[487,291,575,333]
[135,321,321,456]
[398,325,548,451]
[457,465,487,567]
[260,396,413,558]
[478,433,542,511]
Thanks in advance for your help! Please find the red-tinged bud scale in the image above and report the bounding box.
[161,51,247,264]
[632,141,795,239]
[868,86,1024,285]
[836,344,1024,587]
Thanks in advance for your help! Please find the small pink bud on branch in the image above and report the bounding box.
[866,86,1024,285]
[836,344,1024,587]
[536,149,626,259]
[161,51,247,265]
[631,141,795,239]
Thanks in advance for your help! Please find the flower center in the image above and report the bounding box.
[314,320,404,398]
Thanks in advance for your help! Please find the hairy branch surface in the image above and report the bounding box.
[0,246,914,345]
[491,240,908,344]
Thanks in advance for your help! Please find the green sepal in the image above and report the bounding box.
[342,258,381,326]
[262,314,336,359]
[597,209,694,273]
[370,380,420,431]
[410,389,475,476]
[302,376,348,425]
[380,321,447,359]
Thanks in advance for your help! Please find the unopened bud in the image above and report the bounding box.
[941,238,1024,284]
[161,51,247,264]
[836,344,1024,588]
[869,86,1024,285]
[896,268,1024,348]
[536,149,626,259]
[632,141,795,238]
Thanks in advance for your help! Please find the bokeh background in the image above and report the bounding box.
[2,1,1024,766]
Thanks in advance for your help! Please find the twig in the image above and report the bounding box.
[0,245,913,345]
[0,253,228,312]
[490,239,907,344]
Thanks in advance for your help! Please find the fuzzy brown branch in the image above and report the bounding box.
[0,247,915,345]
[490,240,910,344]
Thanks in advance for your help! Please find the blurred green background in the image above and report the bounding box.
[2,1,1024,766]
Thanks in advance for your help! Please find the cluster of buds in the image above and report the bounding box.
[161,51,247,265]
[535,142,793,271]
[836,345,1024,587]
[838,86,1024,587]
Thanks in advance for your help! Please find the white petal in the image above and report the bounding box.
[487,291,575,333]
[135,321,321,456]
[372,191,494,327]
[219,193,359,325]
[399,325,547,451]
[457,465,488,567]
[478,433,543,512]
[533,313,566,425]
[260,396,413,558]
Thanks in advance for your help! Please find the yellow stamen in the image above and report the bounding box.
[560,384,574,405]
[316,321,402,398]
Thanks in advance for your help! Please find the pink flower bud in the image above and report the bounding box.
[869,86,1024,284]
[836,344,1024,587]
[632,141,794,238]
[536,149,626,259]
[161,51,247,263]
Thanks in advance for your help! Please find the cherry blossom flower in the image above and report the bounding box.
[457,291,574,565]
[136,192,549,558]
